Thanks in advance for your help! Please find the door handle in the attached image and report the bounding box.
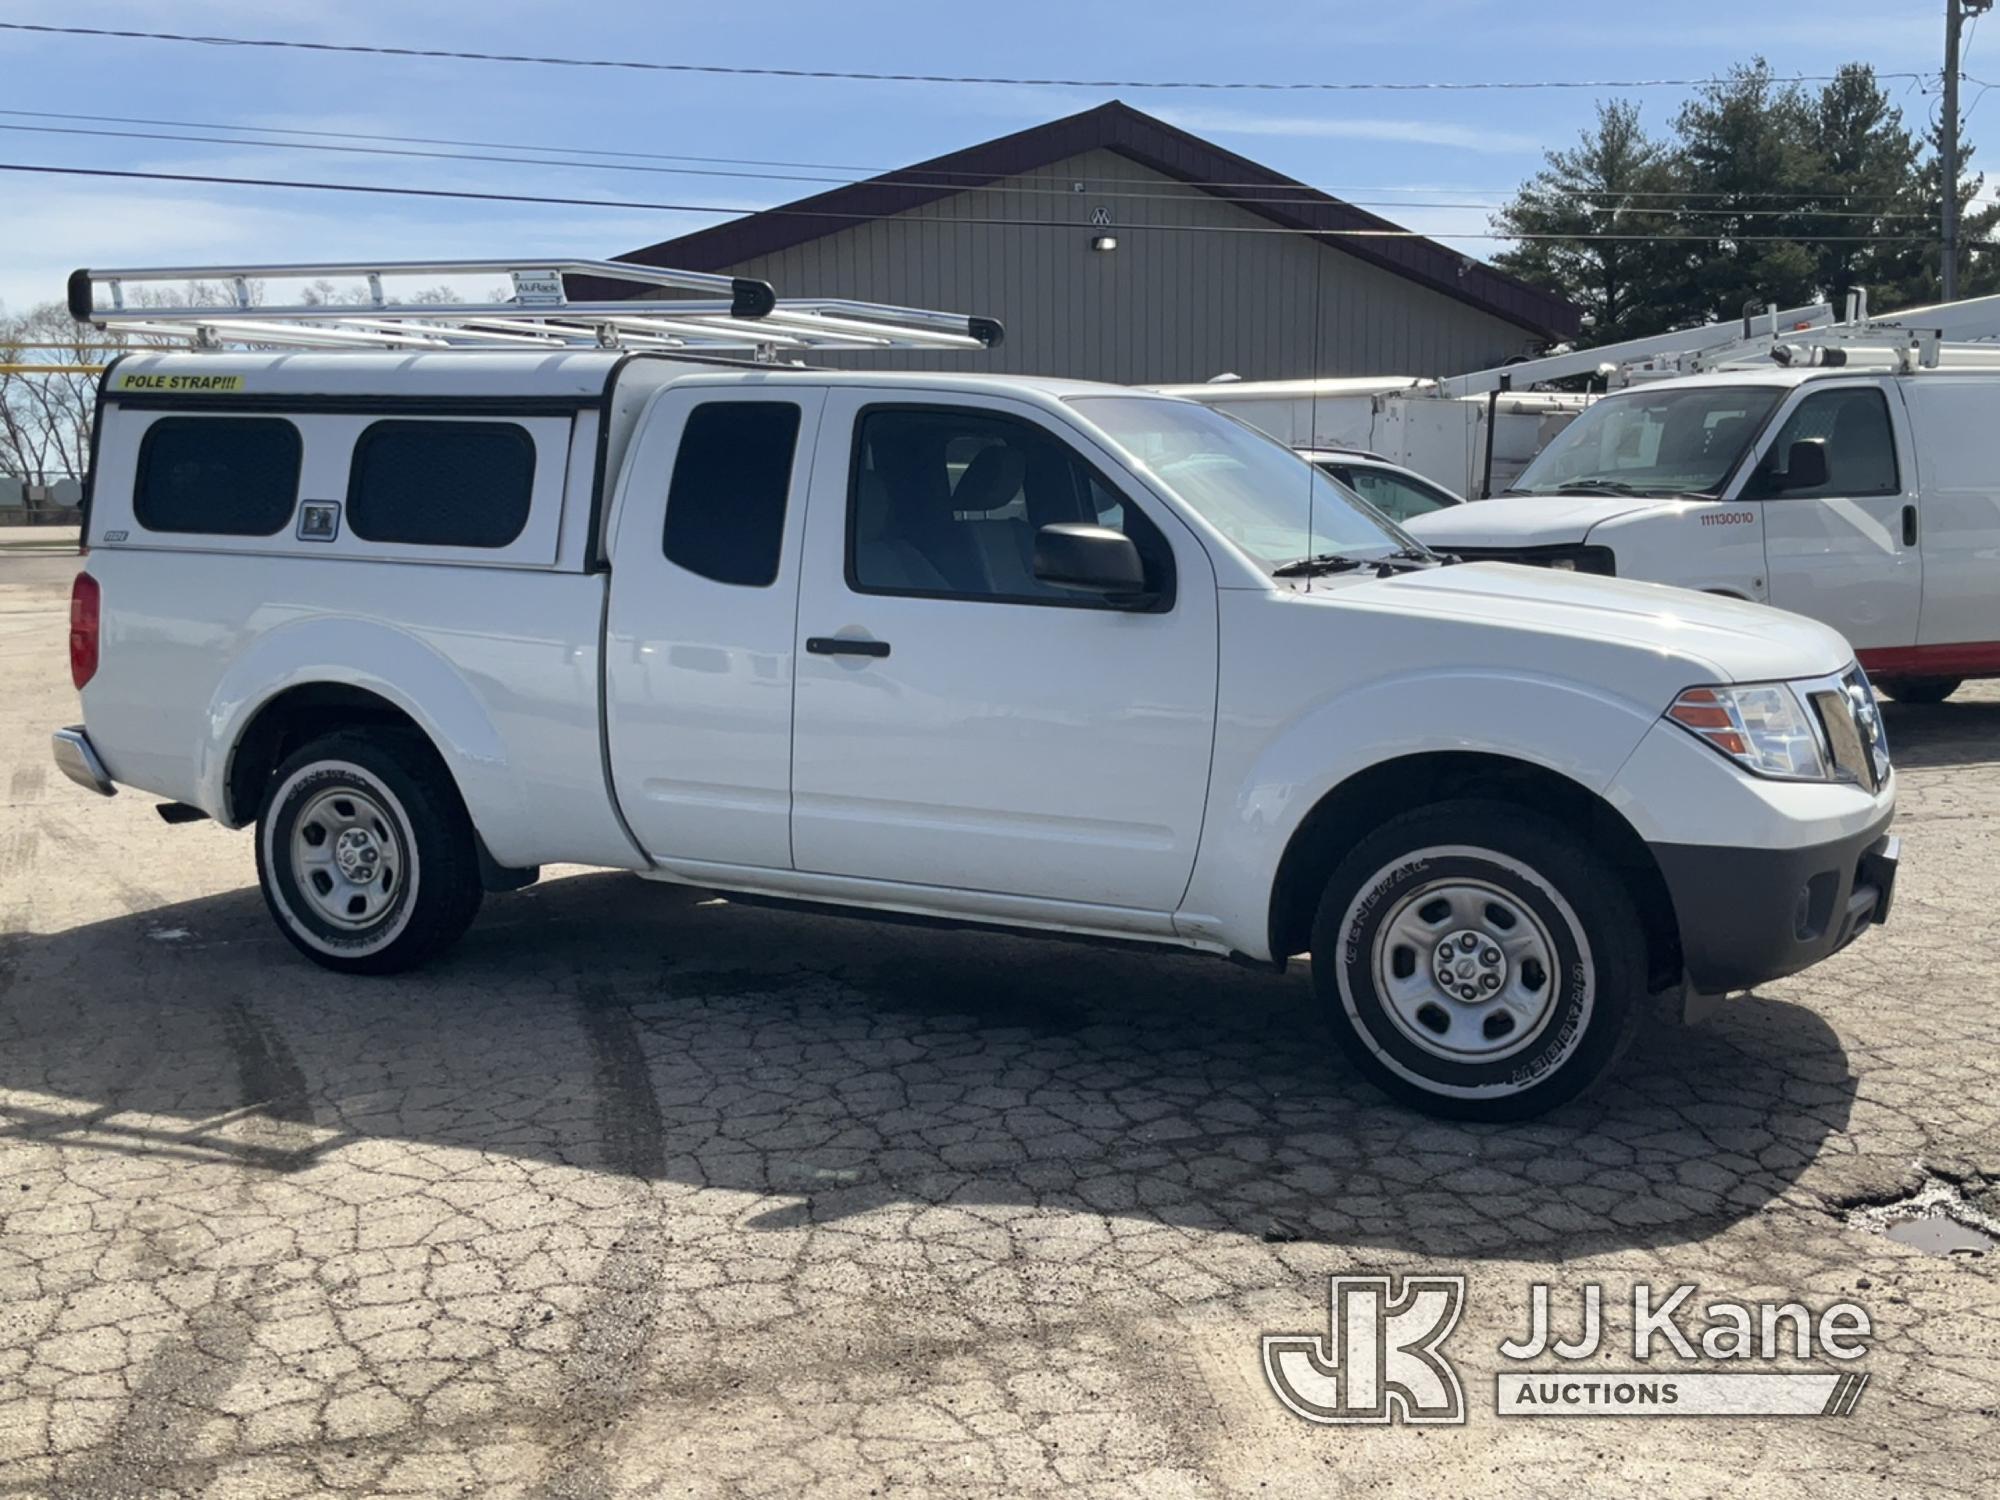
[1902,504,1918,547]
[807,635,891,658]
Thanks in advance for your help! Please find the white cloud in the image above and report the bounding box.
[1151,104,1543,156]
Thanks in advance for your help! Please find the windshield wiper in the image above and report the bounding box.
[1274,548,1437,579]
[1272,552,1371,578]
[1553,477,1646,495]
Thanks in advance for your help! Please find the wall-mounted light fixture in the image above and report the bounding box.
[1091,234,1118,253]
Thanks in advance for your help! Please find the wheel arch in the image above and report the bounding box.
[198,618,520,838]
[226,683,439,825]
[1266,750,1683,991]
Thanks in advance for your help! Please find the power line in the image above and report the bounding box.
[0,20,1933,95]
[0,160,1936,244]
[0,117,1943,221]
[13,100,1969,205]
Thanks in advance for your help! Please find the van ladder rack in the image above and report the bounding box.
[1440,287,2000,396]
[66,259,1004,360]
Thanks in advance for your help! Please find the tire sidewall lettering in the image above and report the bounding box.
[1335,845,1596,1101]
[262,760,421,958]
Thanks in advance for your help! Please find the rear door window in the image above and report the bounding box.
[662,402,804,586]
[134,417,301,535]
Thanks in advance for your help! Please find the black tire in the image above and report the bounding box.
[1875,676,1960,705]
[1308,799,1647,1121]
[254,729,483,975]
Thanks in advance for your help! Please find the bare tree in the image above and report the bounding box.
[300,279,465,307]
[3,279,494,495]
[0,303,100,489]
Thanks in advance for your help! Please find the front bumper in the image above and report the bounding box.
[52,725,116,797]
[1653,812,1897,994]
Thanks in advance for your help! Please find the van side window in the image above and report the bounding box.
[662,402,803,587]
[1744,389,1900,500]
[848,405,1173,606]
[347,421,535,547]
[134,417,301,536]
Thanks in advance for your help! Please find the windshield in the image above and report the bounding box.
[1067,396,1406,567]
[1511,385,1785,497]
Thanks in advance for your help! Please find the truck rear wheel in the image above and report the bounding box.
[1308,800,1647,1121]
[255,730,483,975]
[1874,676,1960,705]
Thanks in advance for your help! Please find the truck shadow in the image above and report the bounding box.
[1878,694,2000,770]
[0,871,1856,1264]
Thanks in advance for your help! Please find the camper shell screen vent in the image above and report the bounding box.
[347,421,536,548]
[134,417,302,536]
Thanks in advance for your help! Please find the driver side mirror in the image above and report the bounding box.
[1033,523,1151,604]
[1770,438,1829,492]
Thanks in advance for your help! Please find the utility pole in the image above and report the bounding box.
[1944,0,1995,302]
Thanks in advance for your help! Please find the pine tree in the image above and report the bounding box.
[1490,58,2000,339]
[1671,61,1821,325]
[1491,102,1685,343]
[1802,64,1923,312]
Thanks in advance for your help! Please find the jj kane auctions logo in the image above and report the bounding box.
[1262,1276,1873,1423]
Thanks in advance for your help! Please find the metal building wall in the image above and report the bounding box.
[718,148,1543,383]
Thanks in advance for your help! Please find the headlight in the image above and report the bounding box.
[1545,545,1616,575]
[1666,683,1831,779]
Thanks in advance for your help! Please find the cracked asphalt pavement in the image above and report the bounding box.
[2,552,1996,1497]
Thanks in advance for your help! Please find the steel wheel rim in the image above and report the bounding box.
[1370,875,1564,1063]
[290,785,405,931]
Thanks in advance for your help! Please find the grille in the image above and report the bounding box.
[1809,669,1891,790]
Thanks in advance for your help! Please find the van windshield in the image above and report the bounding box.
[1067,396,1406,568]
[1510,385,1785,498]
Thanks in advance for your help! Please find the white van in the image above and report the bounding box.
[1151,376,1589,500]
[51,260,1898,1121]
[1404,365,2000,703]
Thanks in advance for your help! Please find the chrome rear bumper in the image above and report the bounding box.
[52,726,116,797]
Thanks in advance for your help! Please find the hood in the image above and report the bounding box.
[1308,561,1853,686]
[1403,492,1667,547]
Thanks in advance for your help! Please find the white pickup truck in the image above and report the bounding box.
[51,261,1899,1120]
[1404,363,2000,704]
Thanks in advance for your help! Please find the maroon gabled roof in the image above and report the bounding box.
[588,99,1579,340]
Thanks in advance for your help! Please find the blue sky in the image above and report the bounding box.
[0,0,1981,313]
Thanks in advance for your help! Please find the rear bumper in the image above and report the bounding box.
[51,725,116,797]
[1653,813,1897,994]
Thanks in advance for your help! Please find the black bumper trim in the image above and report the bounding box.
[1653,814,1897,993]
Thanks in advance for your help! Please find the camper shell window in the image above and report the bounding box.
[134,417,302,536]
[346,421,536,548]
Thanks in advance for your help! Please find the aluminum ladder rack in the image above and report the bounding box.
[1609,289,2000,380]
[66,258,1004,360]
[1434,303,1838,398]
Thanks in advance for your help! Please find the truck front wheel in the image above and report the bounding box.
[255,730,483,975]
[1309,800,1647,1121]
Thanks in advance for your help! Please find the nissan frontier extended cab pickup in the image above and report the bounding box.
[52,259,1898,1120]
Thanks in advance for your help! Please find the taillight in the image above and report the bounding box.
[69,572,99,689]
